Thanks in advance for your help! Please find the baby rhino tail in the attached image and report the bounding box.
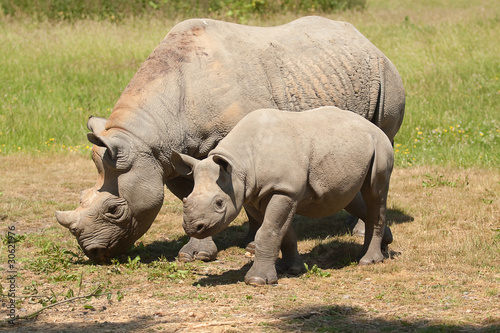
[368,135,394,201]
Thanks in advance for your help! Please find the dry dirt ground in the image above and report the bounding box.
[0,154,499,332]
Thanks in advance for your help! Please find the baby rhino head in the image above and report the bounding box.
[171,152,243,239]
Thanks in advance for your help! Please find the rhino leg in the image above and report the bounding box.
[346,215,365,237]
[245,194,297,286]
[166,177,219,262]
[345,192,367,236]
[243,207,304,275]
[345,192,393,250]
[178,236,218,262]
[358,204,385,266]
[355,150,392,265]
[276,225,304,275]
[242,206,263,254]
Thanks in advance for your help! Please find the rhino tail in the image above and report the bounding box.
[372,57,406,143]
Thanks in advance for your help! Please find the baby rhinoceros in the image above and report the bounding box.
[172,106,394,286]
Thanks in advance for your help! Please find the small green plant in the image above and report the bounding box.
[116,290,125,301]
[28,240,80,274]
[108,258,122,274]
[303,263,331,278]
[493,229,500,244]
[147,257,192,282]
[2,233,26,244]
[124,255,141,270]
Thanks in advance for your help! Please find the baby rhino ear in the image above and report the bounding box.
[212,155,232,174]
[171,151,200,176]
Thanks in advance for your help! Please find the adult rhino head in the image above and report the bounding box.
[55,117,165,263]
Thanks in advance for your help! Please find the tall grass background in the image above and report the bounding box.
[0,0,498,168]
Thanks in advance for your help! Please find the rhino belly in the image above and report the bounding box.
[296,184,362,218]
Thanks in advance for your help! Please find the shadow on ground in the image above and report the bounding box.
[109,208,411,286]
[125,207,412,265]
[4,304,498,333]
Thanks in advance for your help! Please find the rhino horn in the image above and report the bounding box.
[55,210,79,229]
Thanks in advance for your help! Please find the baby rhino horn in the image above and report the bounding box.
[182,197,196,211]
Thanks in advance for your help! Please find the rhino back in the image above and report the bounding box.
[213,107,389,215]
[107,17,399,162]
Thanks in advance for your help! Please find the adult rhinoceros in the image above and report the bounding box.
[55,16,405,263]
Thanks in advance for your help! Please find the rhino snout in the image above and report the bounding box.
[85,245,110,263]
[183,220,207,237]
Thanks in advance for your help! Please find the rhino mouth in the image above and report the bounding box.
[84,244,112,263]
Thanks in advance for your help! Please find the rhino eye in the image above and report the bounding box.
[214,198,225,212]
[105,204,124,218]
[108,205,118,215]
[102,198,131,224]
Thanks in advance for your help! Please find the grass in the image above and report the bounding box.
[1,0,366,22]
[0,0,499,167]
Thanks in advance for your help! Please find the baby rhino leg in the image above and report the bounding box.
[245,194,297,286]
[345,193,393,249]
[356,148,393,265]
[276,226,305,275]
[242,206,263,254]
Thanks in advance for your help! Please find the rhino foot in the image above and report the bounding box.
[358,251,384,266]
[245,276,267,286]
[245,262,278,286]
[178,237,217,262]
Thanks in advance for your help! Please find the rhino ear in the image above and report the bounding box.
[87,133,119,160]
[212,155,232,174]
[87,116,107,134]
[171,151,199,176]
[87,133,131,170]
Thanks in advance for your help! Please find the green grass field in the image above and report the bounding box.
[1,0,499,167]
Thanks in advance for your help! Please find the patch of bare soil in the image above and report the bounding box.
[1,154,499,332]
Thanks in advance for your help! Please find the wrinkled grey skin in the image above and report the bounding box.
[172,106,394,285]
[55,16,404,263]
